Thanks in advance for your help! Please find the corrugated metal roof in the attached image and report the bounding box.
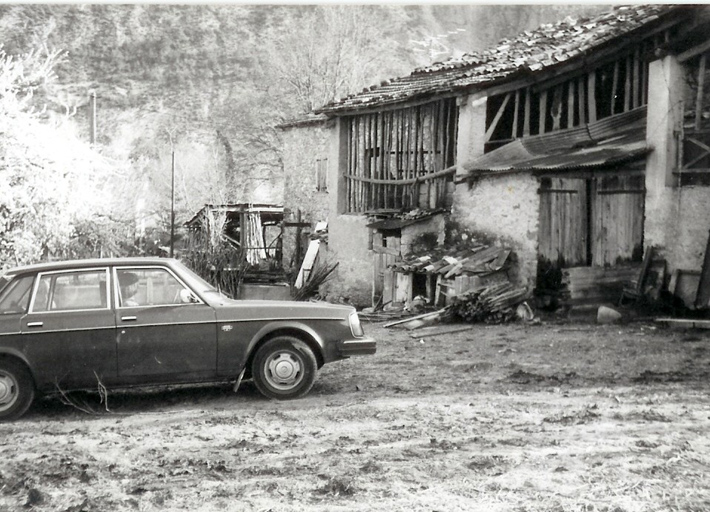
[462,107,649,174]
[317,5,683,115]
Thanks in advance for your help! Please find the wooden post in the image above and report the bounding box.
[567,81,575,128]
[89,92,97,145]
[551,86,562,131]
[295,209,302,268]
[578,77,586,124]
[696,54,707,131]
[624,56,631,112]
[523,87,531,136]
[587,71,597,123]
[611,61,619,115]
[512,90,520,138]
[633,48,641,108]
[539,90,547,134]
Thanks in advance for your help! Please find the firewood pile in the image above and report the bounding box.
[446,282,529,324]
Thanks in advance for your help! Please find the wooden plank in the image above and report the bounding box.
[383,309,445,328]
[408,324,477,338]
[655,318,710,329]
[696,54,706,131]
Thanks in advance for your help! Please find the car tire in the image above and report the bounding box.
[251,336,318,400]
[0,359,35,422]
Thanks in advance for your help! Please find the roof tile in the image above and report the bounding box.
[317,4,684,114]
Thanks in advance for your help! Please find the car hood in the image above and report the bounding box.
[212,299,355,322]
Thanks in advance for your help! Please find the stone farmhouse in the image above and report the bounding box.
[279,4,710,310]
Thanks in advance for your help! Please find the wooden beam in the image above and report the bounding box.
[346,165,456,185]
[587,71,597,123]
[696,54,707,130]
[484,93,511,142]
[678,38,710,63]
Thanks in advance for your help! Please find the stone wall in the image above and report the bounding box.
[452,173,540,288]
[644,54,710,276]
[279,120,333,271]
[321,214,373,306]
[400,214,446,256]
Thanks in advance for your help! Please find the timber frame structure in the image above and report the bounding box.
[342,98,458,213]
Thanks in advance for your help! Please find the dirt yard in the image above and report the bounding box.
[1,318,709,512]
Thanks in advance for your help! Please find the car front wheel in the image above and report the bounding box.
[0,359,35,422]
[252,336,318,400]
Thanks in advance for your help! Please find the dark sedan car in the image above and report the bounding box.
[0,258,376,421]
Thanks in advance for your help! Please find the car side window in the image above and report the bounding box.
[34,270,109,312]
[0,275,34,315]
[116,268,195,308]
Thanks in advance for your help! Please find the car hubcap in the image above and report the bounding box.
[0,371,18,412]
[265,351,303,391]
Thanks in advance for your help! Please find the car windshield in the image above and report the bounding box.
[0,275,9,295]
[174,260,233,299]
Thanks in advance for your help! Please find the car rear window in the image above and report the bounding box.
[0,275,34,315]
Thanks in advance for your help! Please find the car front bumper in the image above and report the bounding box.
[337,336,377,357]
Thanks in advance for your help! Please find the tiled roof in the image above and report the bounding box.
[317,4,682,115]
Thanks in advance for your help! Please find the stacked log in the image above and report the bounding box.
[446,282,529,324]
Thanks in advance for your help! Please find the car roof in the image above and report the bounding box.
[4,257,180,276]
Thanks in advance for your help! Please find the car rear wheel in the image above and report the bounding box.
[0,359,35,422]
[252,336,318,400]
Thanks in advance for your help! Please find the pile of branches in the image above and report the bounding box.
[447,282,529,324]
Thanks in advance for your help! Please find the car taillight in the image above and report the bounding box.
[349,311,364,337]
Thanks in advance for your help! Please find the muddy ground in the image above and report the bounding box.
[1,318,709,512]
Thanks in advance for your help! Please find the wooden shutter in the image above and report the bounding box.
[591,174,644,266]
[538,177,588,266]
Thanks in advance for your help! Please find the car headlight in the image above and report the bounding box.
[349,311,364,337]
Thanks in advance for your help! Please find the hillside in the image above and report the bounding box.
[0,4,606,229]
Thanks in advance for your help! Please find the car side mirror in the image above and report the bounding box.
[179,289,198,304]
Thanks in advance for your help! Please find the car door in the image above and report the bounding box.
[20,267,117,389]
[114,266,217,384]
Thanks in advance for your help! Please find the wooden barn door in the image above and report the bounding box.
[538,177,589,267]
[590,175,645,266]
[539,174,645,268]
[372,233,400,307]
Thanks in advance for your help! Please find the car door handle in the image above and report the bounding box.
[26,321,44,328]
[121,316,137,322]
